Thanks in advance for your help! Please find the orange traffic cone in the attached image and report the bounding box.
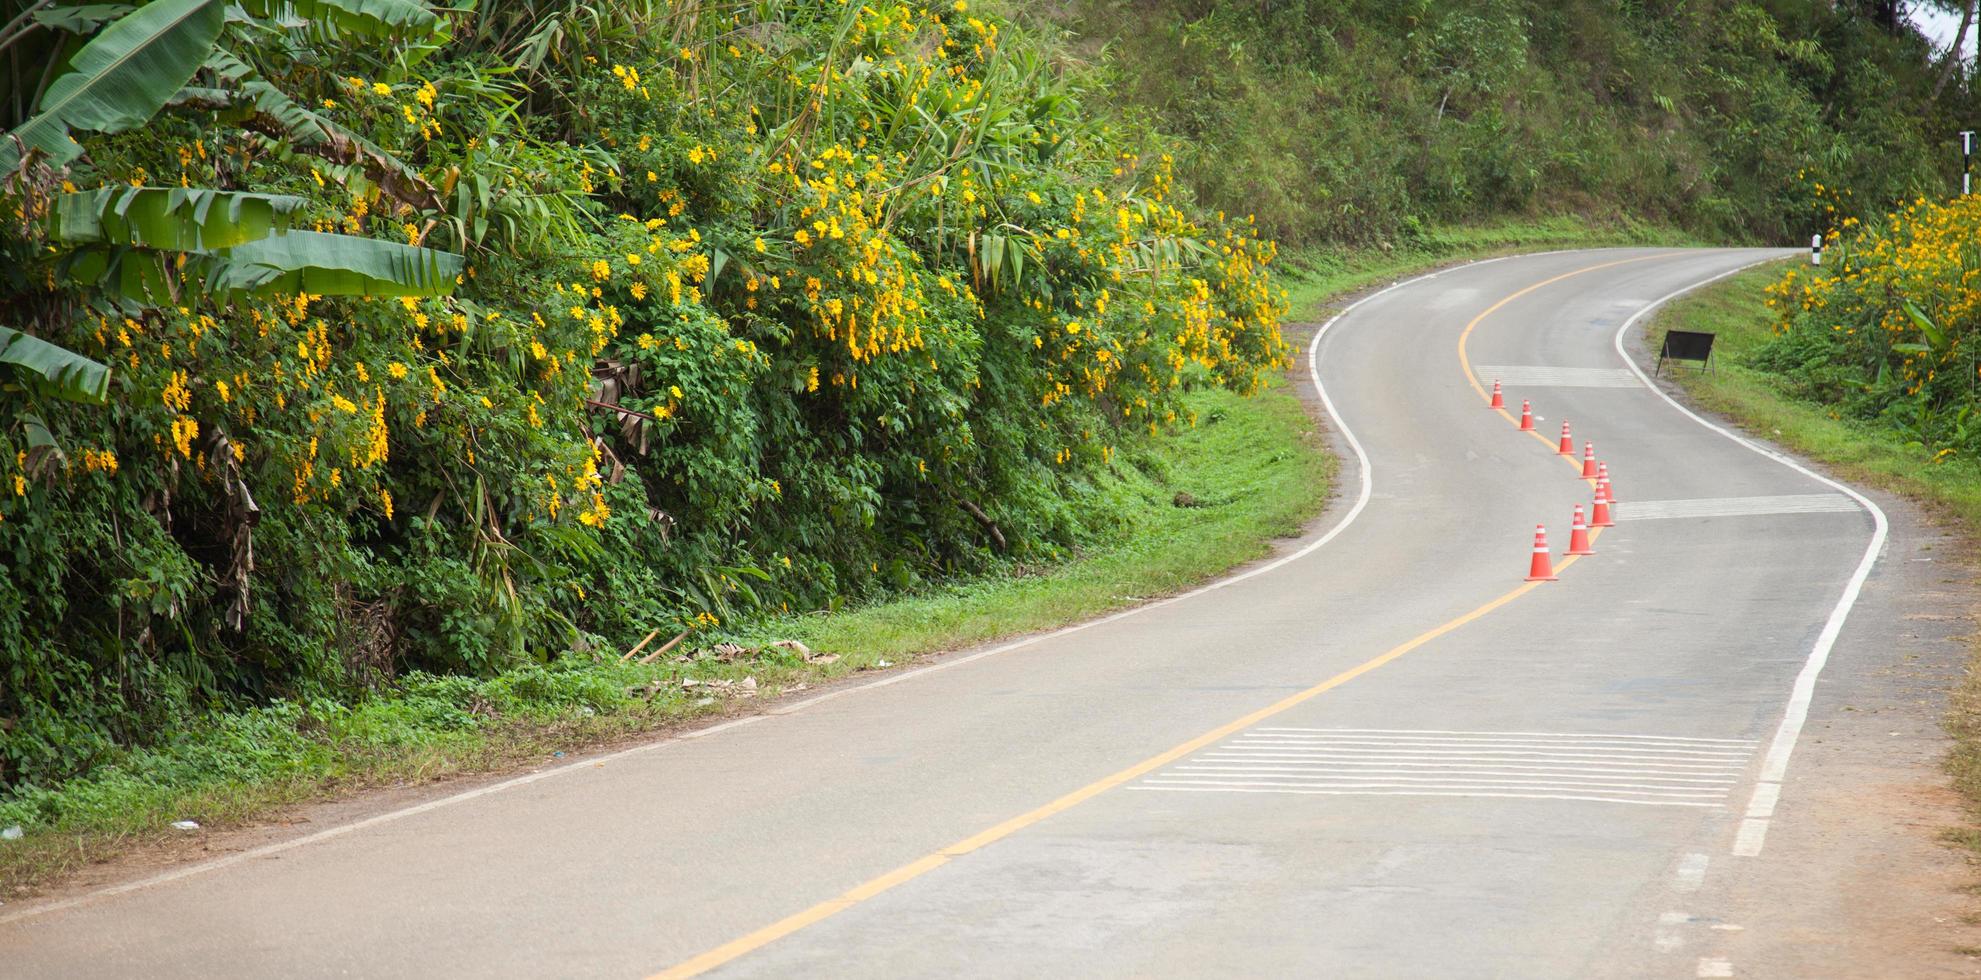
[1581,442,1598,478]
[1519,400,1534,431]
[1558,420,1575,455]
[1567,505,1595,555]
[1597,462,1617,503]
[1489,380,1504,410]
[1592,478,1614,527]
[1526,524,1558,581]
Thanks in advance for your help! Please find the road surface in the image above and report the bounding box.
[3,247,1954,977]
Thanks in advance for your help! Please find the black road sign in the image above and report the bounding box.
[1656,330,1716,376]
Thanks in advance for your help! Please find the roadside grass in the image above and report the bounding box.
[0,215,1682,898]
[1645,262,1981,829]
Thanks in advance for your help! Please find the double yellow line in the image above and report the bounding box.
[650,253,1679,978]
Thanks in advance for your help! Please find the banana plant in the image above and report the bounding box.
[0,0,224,172]
[0,0,466,436]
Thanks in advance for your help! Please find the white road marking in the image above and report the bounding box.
[1244,730,1752,744]
[1473,364,1644,387]
[1209,749,1748,765]
[1609,256,1889,861]
[1200,757,1744,775]
[1143,780,1725,799]
[1615,493,1859,521]
[1125,786,1724,808]
[1198,758,1743,776]
[1731,818,1769,857]
[1164,772,1730,791]
[1744,782,1780,818]
[1698,956,1734,977]
[1146,729,1750,807]
[1260,728,1755,743]
[1242,734,1750,753]
[1657,911,1691,951]
[1674,853,1710,892]
[1181,766,1738,783]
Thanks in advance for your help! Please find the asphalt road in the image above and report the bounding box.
[1,247,1909,978]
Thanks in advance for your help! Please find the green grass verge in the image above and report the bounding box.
[1646,262,1981,826]
[0,215,1684,897]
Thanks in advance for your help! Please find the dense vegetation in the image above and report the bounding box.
[1043,0,1974,248]
[1758,192,1981,456]
[0,0,1288,793]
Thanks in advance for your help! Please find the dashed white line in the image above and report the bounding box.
[1698,956,1734,977]
[1674,853,1710,892]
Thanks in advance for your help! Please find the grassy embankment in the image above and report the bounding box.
[0,216,1673,895]
[1645,263,1981,831]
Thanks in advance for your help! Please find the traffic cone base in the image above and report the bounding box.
[1525,524,1558,581]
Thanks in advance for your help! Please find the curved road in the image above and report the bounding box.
[1,247,1903,977]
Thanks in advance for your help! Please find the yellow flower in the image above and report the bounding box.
[388,362,409,379]
[371,82,392,96]
[629,282,649,300]
[591,259,611,281]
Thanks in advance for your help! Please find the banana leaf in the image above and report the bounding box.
[1,0,224,171]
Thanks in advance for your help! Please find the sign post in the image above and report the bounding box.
[1964,131,1975,196]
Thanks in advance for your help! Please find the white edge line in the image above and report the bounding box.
[0,245,1603,928]
[1122,786,1722,808]
[1607,251,1889,859]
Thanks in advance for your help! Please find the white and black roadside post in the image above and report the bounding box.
[1810,233,1823,266]
[1963,130,1975,196]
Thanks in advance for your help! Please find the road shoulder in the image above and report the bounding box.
[1633,274,1981,975]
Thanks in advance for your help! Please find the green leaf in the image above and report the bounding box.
[1,0,224,171]
[202,230,465,297]
[0,327,111,404]
[32,5,139,34]
[233,0,441,40]
[1903,300,1948,352]
[50,186,306,251]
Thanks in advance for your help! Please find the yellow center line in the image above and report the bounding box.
[648,256,1673,979]
[1455,253,1680,477]
[651,580,1544,979]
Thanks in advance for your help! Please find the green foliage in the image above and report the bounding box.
[1036,0,1963,247]
[0,0,224,170]
[0,0,1289,798]
[0,325,110,401]
[1751,193,1981,459]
